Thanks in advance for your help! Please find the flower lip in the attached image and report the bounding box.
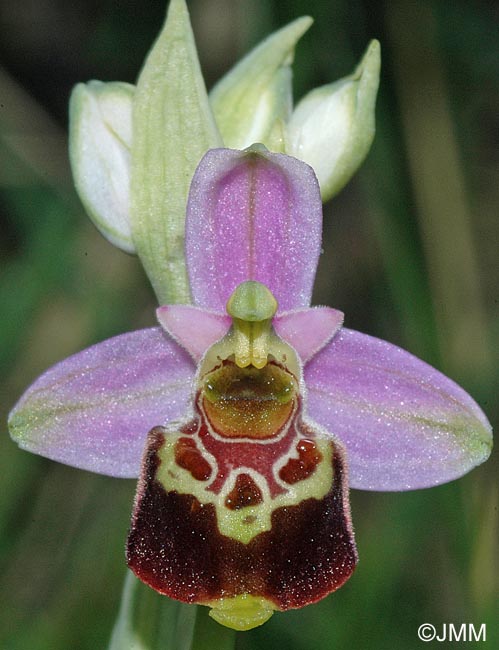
[127,307,357,626]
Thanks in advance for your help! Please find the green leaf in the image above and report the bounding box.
[108,572,236,650]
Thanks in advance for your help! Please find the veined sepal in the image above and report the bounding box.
[130,0,222,304]
[185,146,323,312]
[126,420,356,630]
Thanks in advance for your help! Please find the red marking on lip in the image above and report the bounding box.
[174,437,212,481]
[180,420,199,436]
[225,473,263,510]
[279,438,323,484]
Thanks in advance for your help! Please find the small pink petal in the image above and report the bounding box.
[156,305,231,361]
[305,328,492,491]
[9,328,195,478]
[274,307,344,363]
[186,147,322,312]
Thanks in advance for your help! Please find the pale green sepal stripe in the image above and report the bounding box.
[287,39,380,201]
[131,0,222,304]
[209,16,312,152]
[69,81,135,253]
[108,571,236,649]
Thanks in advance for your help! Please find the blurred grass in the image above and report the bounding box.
[1,0,498,648]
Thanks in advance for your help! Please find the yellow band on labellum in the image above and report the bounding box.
[156,431,333,543]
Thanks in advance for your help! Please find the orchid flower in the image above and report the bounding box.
[9,146,492,631]
[6,0,493,639]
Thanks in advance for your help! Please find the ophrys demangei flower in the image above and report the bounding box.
[8,146,492,630]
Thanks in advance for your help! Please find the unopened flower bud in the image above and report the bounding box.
[69,81,135,252]
[287,40,380,201]
[210,17,312,152]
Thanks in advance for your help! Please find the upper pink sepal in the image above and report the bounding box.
[185,147,322,313]
[274,307,344,363]
[156,305,231,361]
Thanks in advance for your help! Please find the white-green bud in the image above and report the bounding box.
[286,39,380,201]
[210,17,312,153]
[69,81,135,252]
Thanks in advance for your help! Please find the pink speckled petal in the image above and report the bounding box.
[156,305,231,361]
[305,328,492,491]
[186,147,322,312]
[274,307,344,363]
[8,328,195,478]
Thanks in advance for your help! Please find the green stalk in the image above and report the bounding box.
[108,571,236,650]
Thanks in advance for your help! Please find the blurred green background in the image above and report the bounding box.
[1,0,497,648]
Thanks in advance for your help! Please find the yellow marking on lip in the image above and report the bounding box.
[156,431,334,544]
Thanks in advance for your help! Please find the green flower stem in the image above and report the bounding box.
[108,571,236,650]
